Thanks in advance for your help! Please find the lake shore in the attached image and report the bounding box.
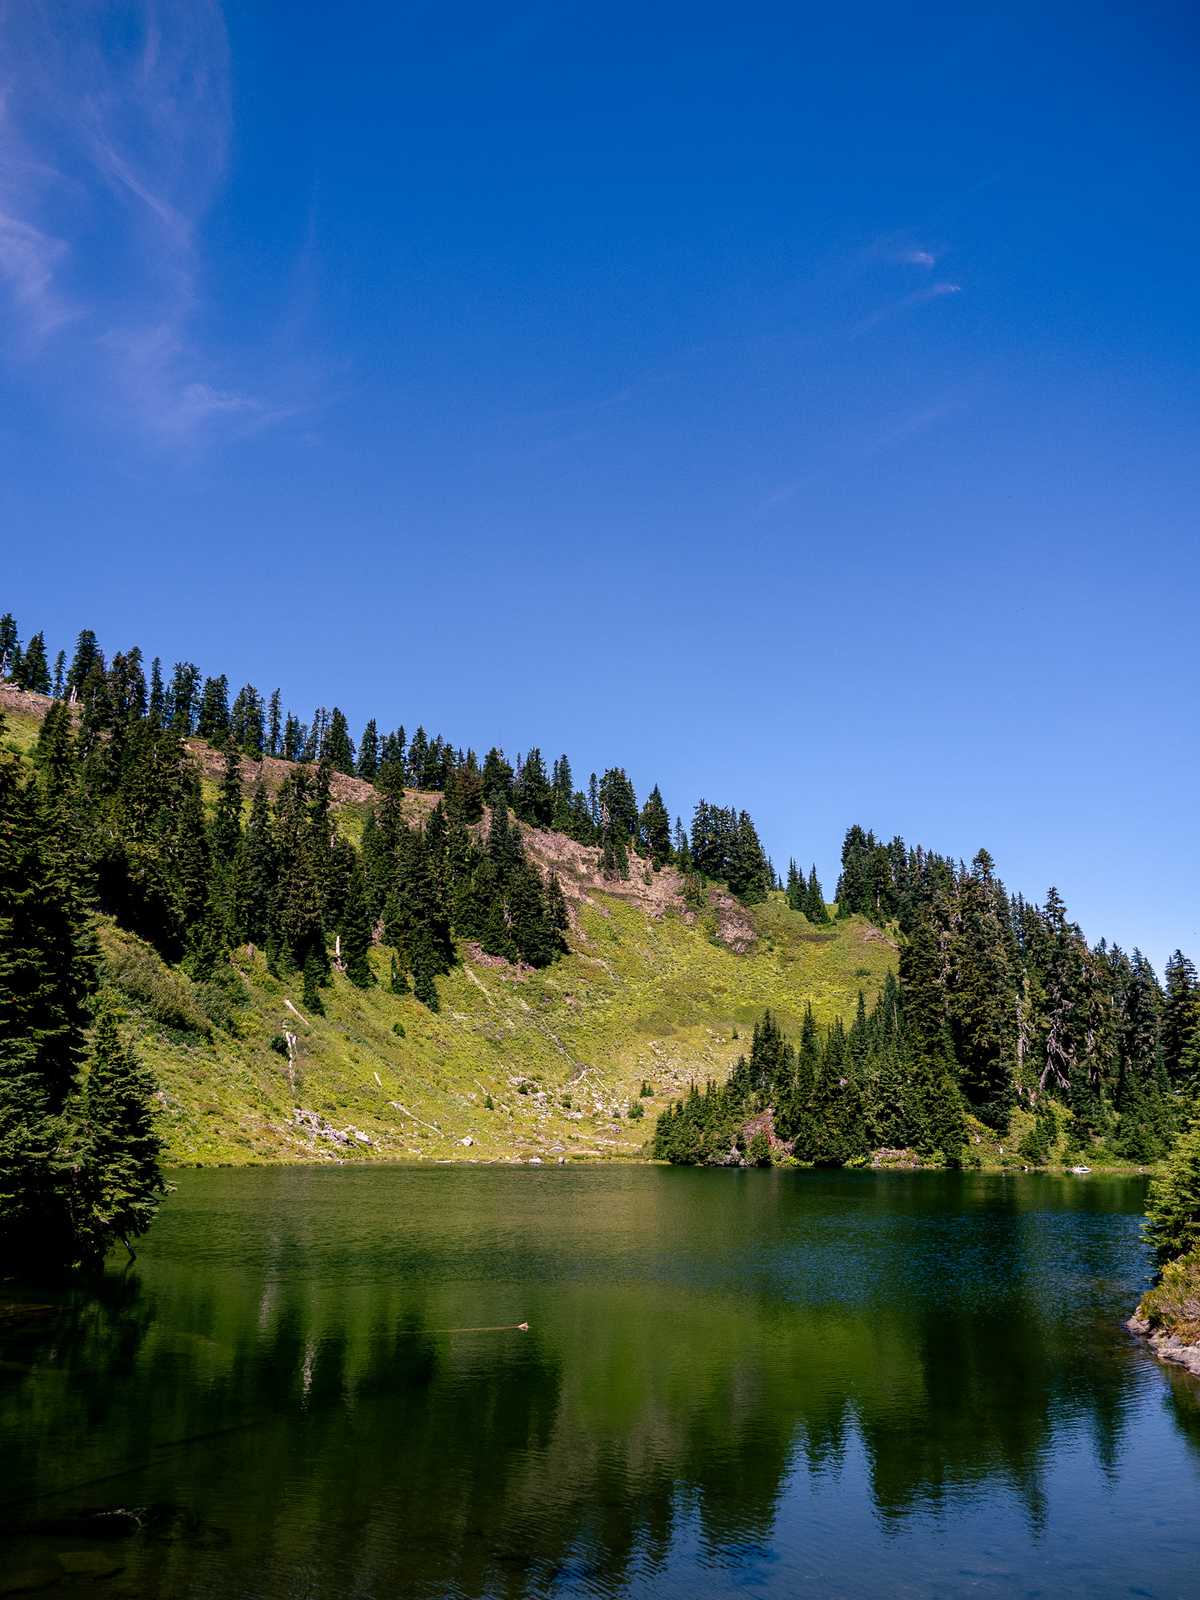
[1128,1249,1200,1377]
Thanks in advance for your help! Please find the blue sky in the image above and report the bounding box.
[2,2,1197,969]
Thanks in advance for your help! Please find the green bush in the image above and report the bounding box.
[1136,1250,1200,1341]
[746,1130,771,1167]
[628,1100,644,1120]
[1145,1119,1200,1268]
[102,928,211,1036]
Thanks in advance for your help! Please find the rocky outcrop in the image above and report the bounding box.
[1128,1249,1200,1378]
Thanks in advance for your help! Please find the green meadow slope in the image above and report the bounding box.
[2,686,896,1164]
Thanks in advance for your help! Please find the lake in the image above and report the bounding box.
[2,1166,1198,1598]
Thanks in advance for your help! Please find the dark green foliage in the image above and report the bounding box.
[804,865,829,923]
[267,689,282,756]
[0,736,98,1268]
[1144,1120,1200,1268]
[239,782,275,946]
[949,850,1017,1129]
[481,747,514,805]
[638,785,672,868]
[196,675,230,740]
[656,990,969,1170]
[599,768,638,844]
[302,947,326,1015]
[69,1001,165,1262]
[1017,1099,1058,1166]
[357,719,380,781]
[230,684,265,756]
[514,747,553,827]
[0,613,20,678]
[16,630,51,693]
[339,863,375,988]
[66,629,102,698]
[168,662,200,731]
[689,801,772,902]
[325,707,356,774]
[6,611,1191,1181]
[1163,951,1200,1090]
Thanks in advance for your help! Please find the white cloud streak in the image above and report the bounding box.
[0,1,301,443]
[852,281,962,338]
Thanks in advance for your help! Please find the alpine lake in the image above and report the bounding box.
[3,1166,1198,1598]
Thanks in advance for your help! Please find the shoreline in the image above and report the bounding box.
[1127,1313,1200,1379]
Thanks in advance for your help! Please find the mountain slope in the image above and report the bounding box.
[2,685,894,1164]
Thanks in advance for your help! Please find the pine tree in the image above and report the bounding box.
[785,859,800,909]
[638,785,672,868]
[805,865,829,923]
[513,747,553,827]
[949,849,1017,1129]
[599,768,638,843]
[1163,951,1200,1088]
[148,657,165,723]
[325,708,356,774]
[0,614,19,678]
[230,684,265,755]
[1144,1119,1200,1267]
[52,650,66,699]
[168,662,200,731]
[197,675,230,740]
[482,747,514,806]
[70,1002,165,1262]
[339,862,375,988]
[357,719,380,781]
[209,739,244,890]
[66,630,102,698]
[0,732,98,1269]
[239,781,276,946]
[17,630,51,693]
[267,689,282,757]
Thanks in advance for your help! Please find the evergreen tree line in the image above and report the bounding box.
[26,680,569,1019]
[1,611,777,906]
[834,826,1200,1157]
[0,713,163,1271]
[652,991,967,1167]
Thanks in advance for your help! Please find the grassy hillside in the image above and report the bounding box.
[2,684,895,1164]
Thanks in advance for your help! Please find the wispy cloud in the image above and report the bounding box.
[864,233,942,270]
[862,396,963,455]
[852,281,962,338]
[0,1,306,444]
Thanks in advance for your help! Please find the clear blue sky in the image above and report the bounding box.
[2,2,1197,970]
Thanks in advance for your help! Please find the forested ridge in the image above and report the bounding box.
[2,606,1198,1269]
[656,828,1200,1167]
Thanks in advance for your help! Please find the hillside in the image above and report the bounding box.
[1,685,894,1164]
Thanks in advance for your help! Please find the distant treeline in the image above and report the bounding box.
[657,831,1200,1165]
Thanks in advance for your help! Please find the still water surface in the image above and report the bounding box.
[2,1167,1199,1598]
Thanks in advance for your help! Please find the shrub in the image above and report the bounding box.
[628,1100,644,1120]
[746,1130,770,1166]
[1145,1119,1200,1268]
[102,928,211,1036]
